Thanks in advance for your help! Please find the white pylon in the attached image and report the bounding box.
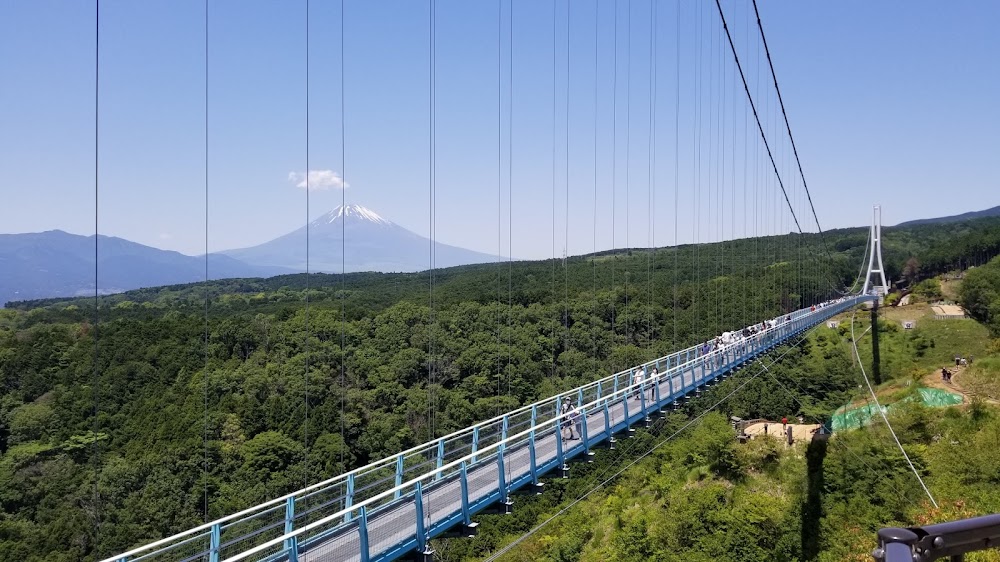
[862,205,889,296]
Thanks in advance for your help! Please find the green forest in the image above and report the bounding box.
[1,218,1000,561]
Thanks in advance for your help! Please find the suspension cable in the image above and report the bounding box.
[750,0,835,265]
[849,308,939,508]
[712,0,801,234]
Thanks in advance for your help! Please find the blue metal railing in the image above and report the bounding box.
[105,295,872,562]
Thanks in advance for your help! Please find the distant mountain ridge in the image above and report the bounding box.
[1,205,498,306]
[0,230,291,307]
[896,205,1000,227]
[219,204,497,273]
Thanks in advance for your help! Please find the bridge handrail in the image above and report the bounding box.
[105,296,867,562]
[220,351,743,560]
[221,296,868,562]
[103,330,719,560]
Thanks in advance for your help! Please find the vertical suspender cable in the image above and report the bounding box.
[564,0,570,370]
[338,0,347,473]
[427,0,437,450]
[730,20,737,331]
[303,0,311,492]
[92,0,101,549]
[505,0,513,487]
[720,11,727,330]
[755,2,761,319]
[647,0,656,352]
[496,0,502,419]
[753,22,760,322]
[551,0,557,380]
[741,0,749,327]
[593,0,599,376]
[508,0,513,400]
[203,0,210,521]
[692,0,701,341]
[623,0,630,348]
[610,0,617,357]
[425,0,437,526]
[672,0,679,348]
[708,10,716,332]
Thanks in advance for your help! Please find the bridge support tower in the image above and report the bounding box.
[862,205,889,298]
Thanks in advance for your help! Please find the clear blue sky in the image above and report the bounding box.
[1,0,997,260]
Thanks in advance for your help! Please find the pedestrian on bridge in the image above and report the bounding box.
[633,367,645,400]
[649,367,660,401]
[561,400,575,441]
[570,404,582,442]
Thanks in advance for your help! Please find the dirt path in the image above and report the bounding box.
[922,364,999,405]
[743,422,822,442]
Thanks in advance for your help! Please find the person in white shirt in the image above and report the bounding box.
[648,367,660,401]
[633,367,645,400]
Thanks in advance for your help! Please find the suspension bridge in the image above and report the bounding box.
[104,295,872,562]
[91,0,896,559]
[10,0,994,559]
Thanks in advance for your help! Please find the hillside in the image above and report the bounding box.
[433,285,1000,562]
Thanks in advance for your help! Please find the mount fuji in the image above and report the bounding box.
[219,204,496,273]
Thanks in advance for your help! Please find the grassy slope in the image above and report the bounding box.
[442,300,1000,562]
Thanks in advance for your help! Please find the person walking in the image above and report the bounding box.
[570,404,583,442]
[633,367,645,400]
[561,400,574,440]
[649,366,660,401]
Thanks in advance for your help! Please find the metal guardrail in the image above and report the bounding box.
[875,513,1000,561]
[106,296,870,562]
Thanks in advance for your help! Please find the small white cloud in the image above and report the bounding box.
[159,233,172,240]
[288,170,348,191]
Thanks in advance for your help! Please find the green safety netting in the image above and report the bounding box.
[917,387,964,407]
[830,387,963,432]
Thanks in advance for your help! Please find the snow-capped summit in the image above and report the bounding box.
[317,204,392,227]
[221,203,495,273]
